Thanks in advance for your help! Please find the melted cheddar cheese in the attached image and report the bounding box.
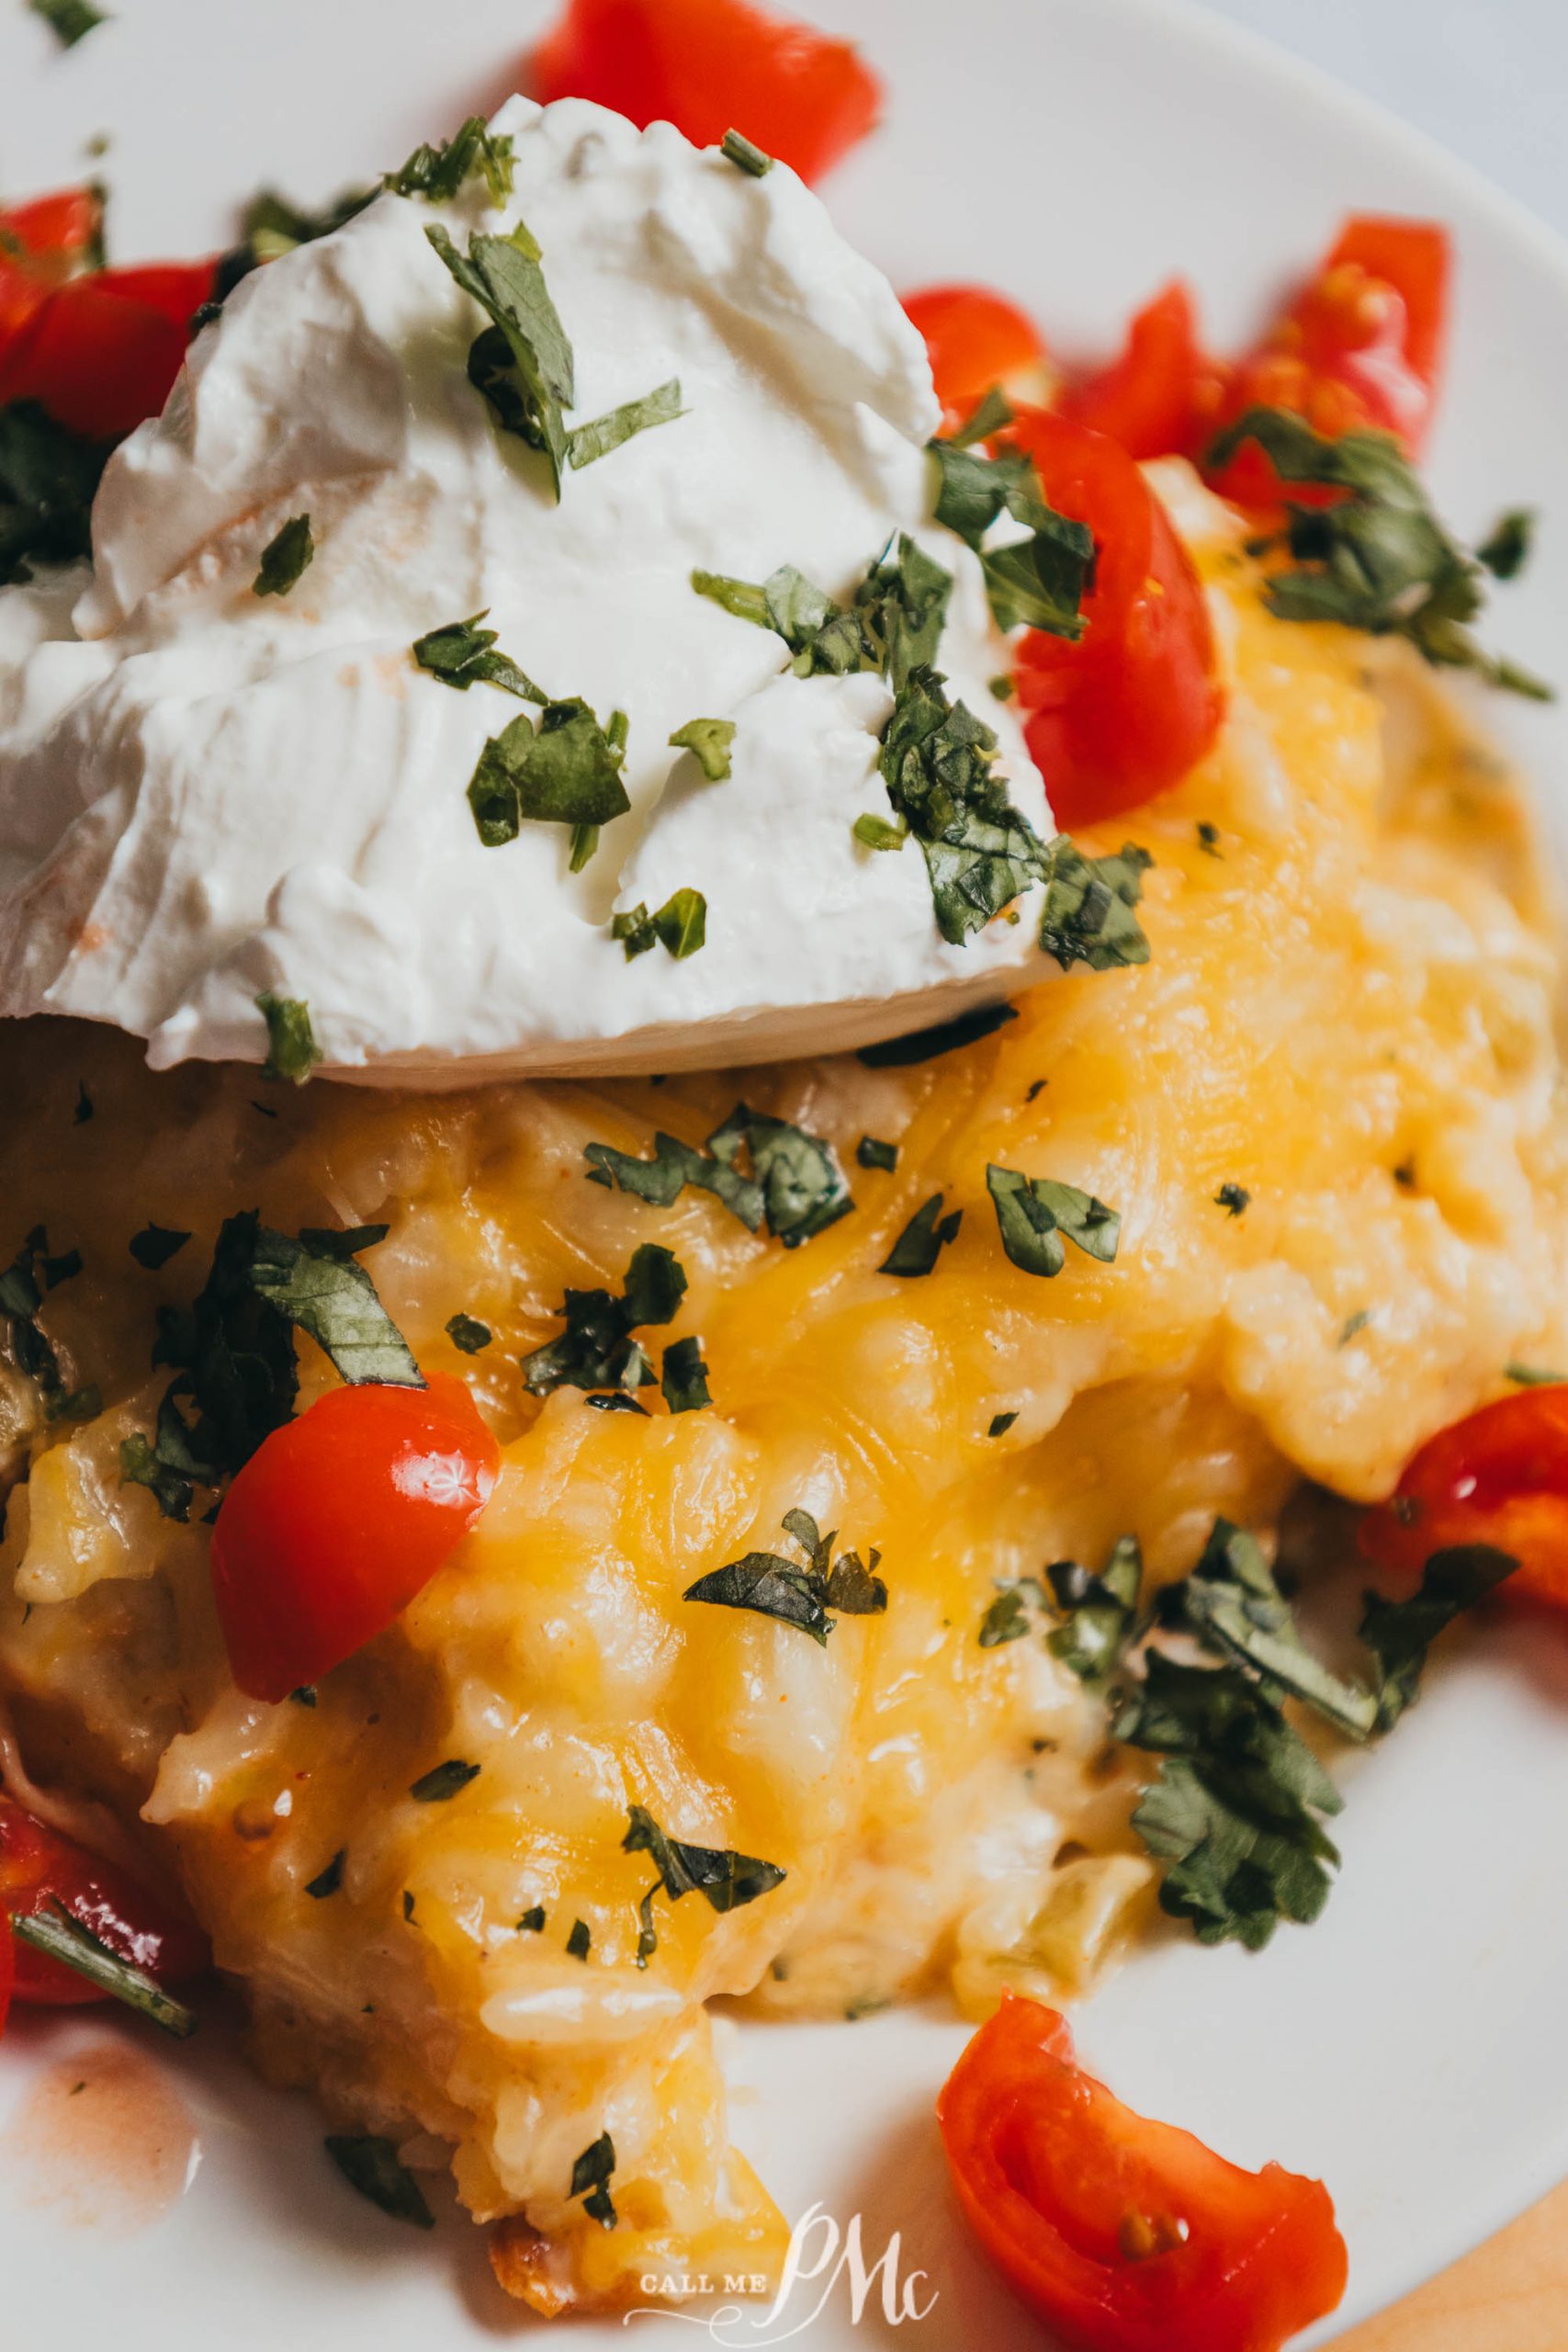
[2,513,1565,2309]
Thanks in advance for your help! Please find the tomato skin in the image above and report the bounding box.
[1008,410,1223,828]
[0,1916,12,2041]
[1205,215,1450,505]
[0,183,104,341]
[532,0,881,183]
[1056,279,1214,463]
[209,1374,501,1704]
[902,283,1049,429]
[939,1995,1347,2352]
[0,258,216,442]
[1360,1387,1568,1609]
[0,1796,209,2007]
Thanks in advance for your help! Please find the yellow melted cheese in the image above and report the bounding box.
[2,528,1566,2309]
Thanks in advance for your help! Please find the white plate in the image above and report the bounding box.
[5,2,1568,2345]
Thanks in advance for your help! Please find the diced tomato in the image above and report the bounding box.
[1205,216,1450,506]
[0,183,104,342]
[0,1915,12,2041]
[1008,410,1224,827]
[0,257,216,442]
[532,0,881,184]
[209,1374,502,1704]
[902,283,1050,431]
[0,1795,209,2007]
[939,1995,1347,2352]
[1056,280,1216,463]
[1360,1385,1568,1610]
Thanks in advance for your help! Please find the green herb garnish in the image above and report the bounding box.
[987,1165,1120,1278]
[879,1193,961,1276]
[720,130,775,176]
[130,1223,191,1271]
[1215,1182,1250,1216]
[28,0,107,49]
[568,379,683,471]
[612,888,706,960]
[517,1905,546,1932]
[1036,838,1153,971]
[1504,1363,1565,1387]
[521,1242,686,1397]
[0,401,109,586]
[585,1103,851,1248]
[928,425,1093,639]
[683,1509,886,1647]
[852,811,908,852]
[693,534,952,692]
[880,667,1047,944]
[1046,1539,1144,1685]
[11,1904,197,2036]
[428,220,574,493]
[856,1136,898,1172]
[324,2134,434,2229]
[1360,1544,1519,1732]
[624,1802,785,1965]
[1209,408,1551,697]
[413,611,546,701]
[410,1758,480,1803]
[386,116,515,204]
[566,1917,592,1961]
[305,1849,345,1899]
[446,1312,492,1354]
[569,2131,618,2229]
[256,991,322,1083]
[660,1335,711,1413]
[987,1410,1017,1438]
[1,1224,96,1424]
[978,1577,1045,1648]
[253,514,314,598]
[468,697,631,846]
[669,717,736,781]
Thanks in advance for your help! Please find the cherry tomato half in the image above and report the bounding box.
[939,1995,1347,2352]
[902,283,1050,431]
[1057,279,1216,463]
[532,0,881,184]
[1009,410,1224,828]
[1360,1385,1568,1610]
[0,259,216,443]
[0,183,103,342]
[209,1374,502,1703]
[0,1795,209,2007]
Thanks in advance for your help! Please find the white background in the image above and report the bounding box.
[1204,0,1568,238]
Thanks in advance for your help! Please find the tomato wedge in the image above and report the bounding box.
[0,183,104,341]
[0,1795,208,2007]
[1360,1385,1568,1609]
[532,0,881,184]
[1009,410,1223,827]
[0,258,217,442]
[1205,215,1450,505]
[939,1996,1347,2352]
[903,283,1050,431]
[209,1374,501,1703]
[1056,279,1214,463]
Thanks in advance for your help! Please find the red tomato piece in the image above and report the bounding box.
[1057,279,1216,463]
[902,283,1049,431]
[939,1995,1347,2352]
[0,183,103,342]
[0,257,216,443]
[1205,215,1450,505]
[532,0,881,184]
[1009,410,1224,828]
[0,1795,209,2007]
[209,1374,502,1704]
[1360,1386,1568,1609]
[0,1915,12,2041]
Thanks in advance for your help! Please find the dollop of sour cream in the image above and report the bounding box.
[0,97,1055,1082]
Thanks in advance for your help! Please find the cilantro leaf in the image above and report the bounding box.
[706,1103,853,1248]
[10,1905,195,2036]
[721,130,774,176]
[566,1917,592,1959]
[978,1576,1046,1648]
[0,1226,96,1424]
[1046,1538,1143,1684]
[1037,837,1153,971]
[129,1223,191,1272]
[1215,1182,1250,1216]
[119,1384,217,1522]
[0,400,110,587]
[445,1311,491,1354]
[852,811,908,852]
[987,1165,1121,1278]
[880,666,1048,944]
[324,2135,434,2230]
[569,2131,617,2230]
[467,699,631,844]
[1478,509,1535,581]
[568,379,683,471]
[879,1193,962,1276]
[987,1410,1018,1437]
[980,520,1094,637]
[249,1225,423,1390]
[1359,1544,1519,1731]
[660,1335,711,1413]
[928,430,1092,639]
[857,1002,1017,1067]
[1164,1519,1379,1740]
[612,888,707,960]
[256,992,322,1083]
[413,612,546,701]
[1209,409,1552,698]
[684,1512,885,1645]
[28,0,107,48]
[385,116,515,204]
[409,1758,480,1803]
[856,1136,898,1171]
[584,1128,764,1230]
[693,536,952,692]
[254,514,314,598]
[427,220,574,498]
[669,717,736,781]
[521,1243,686,1396]
[623,1803,786,1964]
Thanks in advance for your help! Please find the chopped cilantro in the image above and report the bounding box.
[586,1126,763,1227]
[253,514,314,598]
[694,535,951,692]
[987,1165,1121,1278]
[0,1226,96,1424]
[305,1849,345,1900]
[585,1103,851,1248]
[250,1224,423,1388]
[0,400,110,587]
[468,698,631,845]
[1215,1182,1249,1216]
[28,0,107,48]
[1505,1363,1566,1387]
[427,220,575,495]
[409,1759,480,1804]
[660,1335,711,1413]
[987,1410,1018,1438]
[612,888,706,960]
[11,1905,196,2036]
[880,666,1047,943]
[1478,509,1535,581]
[129,1223,191,1272]
[927,426,1092,639]
[445,1311,492,1354]
[624,1802,785,1966]
[256,992,322,1084]
[517,1905,546,1932]
[585,1391,648,1414]
[684,1510,886,1646]
[879,1193,962,1276]
[1046,1539,1145,1685]
[1036,837,1153,971]
[569,2131,618,2230]
[568,378,683,470]
[412,612,546,701]
[988,673,1016,702]
[1209,408,1551,698]
[856,1136,898,1172]
[521,1243,686,1396]
[720,129,774,176]
[978,1577,1046,1648]
[385,116,515,204]
[119,1390,212,1522]
[324,2135,434,2230]
[1197,820,1223,856]
[566,1917,592,1961]
[852,811,908,852]
[857,1001,1017,1067]
[1162,1521,1377,1739]
[1360,1544,1518,1731]
[669,717,736,781]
